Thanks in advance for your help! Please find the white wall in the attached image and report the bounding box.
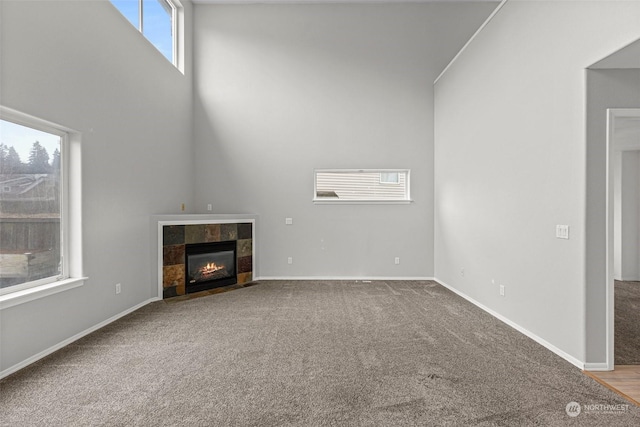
[614,150,640,281]
[435,1,640,365]
[192,3,497,278]
[0,0,194,374]
[585,69,640,364]
[621,151,640,280]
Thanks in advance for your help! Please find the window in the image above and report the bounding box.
[380,172,399,184]
[111,0,178,66]
[314,169,411,203]
[0,108,83,306]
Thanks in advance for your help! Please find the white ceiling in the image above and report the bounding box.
[590,38,640,69]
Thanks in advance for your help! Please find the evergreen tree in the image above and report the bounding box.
[51,148,61,172]
[28,141,50,173]
[4,146,24,174]
[0,143,8,173]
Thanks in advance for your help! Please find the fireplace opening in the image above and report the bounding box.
[185,241,237,293]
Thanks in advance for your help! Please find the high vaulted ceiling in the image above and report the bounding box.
[590,38,640,69]
[193,0,499,4]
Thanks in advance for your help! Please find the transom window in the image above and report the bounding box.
[110,0,178,66]
[314,169,411,204]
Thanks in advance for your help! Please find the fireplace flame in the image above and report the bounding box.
[201,262,224,274]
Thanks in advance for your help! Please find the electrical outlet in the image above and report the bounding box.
[556,224,569,239]
[499,285,505,297]
[288,257,293,265]
[115,283,121,294]
[285,218,293,225]
[395,257,400,265]
[460,268,465,277]
[207,204,212,211]
[181,203,185,212]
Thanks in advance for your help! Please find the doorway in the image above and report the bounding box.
[606,108,640,368]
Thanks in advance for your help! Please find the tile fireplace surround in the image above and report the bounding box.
[153,215,257,299]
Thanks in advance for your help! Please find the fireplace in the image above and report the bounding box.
[185,240,237,293]
[157,218,254,299]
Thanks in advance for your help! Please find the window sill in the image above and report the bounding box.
[313,199,414,205]
[0,277,87,310]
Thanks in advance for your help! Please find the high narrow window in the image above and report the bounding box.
[111,0,178,66]
[314,169,411,203]
[0,118,64,292]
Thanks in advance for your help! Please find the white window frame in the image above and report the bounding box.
[0,107,85,309]
[110,0,183,71]
[313,169,412,205]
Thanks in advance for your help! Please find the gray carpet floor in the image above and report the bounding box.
[615,280,640,365]
[1,280,639,426]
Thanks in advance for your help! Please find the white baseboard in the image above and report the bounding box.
[0,297,158,380]
[255,276,435,281]
[584,362,612,372]
[434,278,585,370]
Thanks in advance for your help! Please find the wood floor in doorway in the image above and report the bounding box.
[586,366,640,406]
